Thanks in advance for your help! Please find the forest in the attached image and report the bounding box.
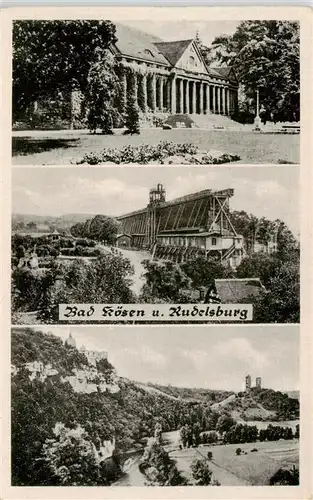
[12,328,299,486]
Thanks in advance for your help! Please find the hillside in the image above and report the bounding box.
[12,213,91,228]
[148,383,232,404]
[212,388,299,421]
[11,328,216,486]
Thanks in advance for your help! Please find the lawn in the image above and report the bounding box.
[169,439,299,486]
[12,128,299,165]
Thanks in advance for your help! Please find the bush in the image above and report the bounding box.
[191,458,216,486]
[236,448,242,456]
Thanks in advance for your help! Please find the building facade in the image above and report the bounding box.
[117,183,244,268]
[111,23,239,118]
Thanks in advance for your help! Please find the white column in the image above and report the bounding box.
[212,86,216,113]
[171,76,176,114]
[227,88,230,116]
[186,80,190,114]
[179,79,184,114]
[192,81,196,114]
[205,84,210,114]
[222,87,226,115]
[152,73,157,112]
[217,87,221,114]
[160,77,164,111]
[199,82,204,114]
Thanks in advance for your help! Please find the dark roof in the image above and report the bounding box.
[215,279,264,303]
[114,23,170,66]
[209,66,237,82]
[154,39,193,66]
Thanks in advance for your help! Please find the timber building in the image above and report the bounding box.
[116,184,244,269]
[111,23,239,117]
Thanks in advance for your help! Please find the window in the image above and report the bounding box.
[188,55,197,67]
[212,237,217,246]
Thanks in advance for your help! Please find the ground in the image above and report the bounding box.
[113,428,299,486]
[12,128,299,165]
[168,439,299,486]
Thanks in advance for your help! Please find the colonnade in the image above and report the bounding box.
[120,69,238,116]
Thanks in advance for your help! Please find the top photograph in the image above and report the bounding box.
[12,20,300,166]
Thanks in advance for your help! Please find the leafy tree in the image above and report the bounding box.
[124,94,140,135]
[140,260,192,303]
[251,260,300,323]
[85,49,120,134]
[13,20,117,117]
[40,423,101,485]
[181,256,234,288]
[139,442,188,486]
[270,466,299,485]
[211,21,300,122]
[190,458,216,486]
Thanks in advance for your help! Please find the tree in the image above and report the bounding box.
[140,260,192,303]
[270,466,299,485]
[124,93,140,135]
[181,256,234,288]
[13,20,117,117]
[139,442,188,486]
[40,423,101,485]
[190,458,215,486]
[211,21,300,122]
[85,49,120,134]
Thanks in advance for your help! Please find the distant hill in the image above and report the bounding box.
[212,388,299,421]
[12,213,92,228]
[284,390,300,401]
[148,383,232,404]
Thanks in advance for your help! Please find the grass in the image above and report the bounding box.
[169,439,299,486]
[12,128,299,165]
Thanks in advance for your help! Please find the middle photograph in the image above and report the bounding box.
[11,165,299,325]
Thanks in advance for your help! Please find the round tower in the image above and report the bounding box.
[65,332,76,348]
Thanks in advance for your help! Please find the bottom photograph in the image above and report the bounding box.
[11,325,299,487]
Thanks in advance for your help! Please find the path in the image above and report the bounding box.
[98,245,151,296]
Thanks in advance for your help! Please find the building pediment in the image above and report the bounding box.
[155,39,209,75]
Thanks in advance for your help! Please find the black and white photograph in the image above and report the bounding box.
[11,325,300,487]
[12,19,300,166]
[11,165,299,324]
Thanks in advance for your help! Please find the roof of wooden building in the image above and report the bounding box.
[215,278,264,303]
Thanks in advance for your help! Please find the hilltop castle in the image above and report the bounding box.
[245,374,262,391]
[65,333,108,366]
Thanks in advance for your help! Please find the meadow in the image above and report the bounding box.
[12,128,299,165]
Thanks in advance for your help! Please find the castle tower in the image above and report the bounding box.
[256,377,262,389]
[149,183,166,206]
[65,332,76,348]
[147,184,166,248]
[245,374,251,391]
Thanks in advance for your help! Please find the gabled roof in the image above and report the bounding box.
[209,66,237,82]
[215,278,264,304]
[114,23,170,66]
[154,39,193,66]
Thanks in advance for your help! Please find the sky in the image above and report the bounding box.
[12,166,300,237]
[122,20,239,47]
[34,325,299,392]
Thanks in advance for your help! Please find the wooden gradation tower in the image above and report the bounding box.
[117,184,244,268]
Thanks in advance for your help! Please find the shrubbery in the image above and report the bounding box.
[76,141,240,165]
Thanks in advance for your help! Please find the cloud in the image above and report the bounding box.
[213,337,268,372]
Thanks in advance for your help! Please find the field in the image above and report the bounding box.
[12,128,299,165]
[169,439,299,486]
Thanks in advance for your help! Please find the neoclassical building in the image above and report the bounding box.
[111,23,238,118]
